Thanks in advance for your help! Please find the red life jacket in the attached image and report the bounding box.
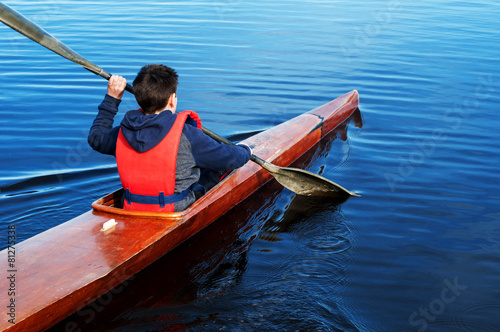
[116,110,202,212]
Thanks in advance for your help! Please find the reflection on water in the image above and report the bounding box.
[49,183,353,331]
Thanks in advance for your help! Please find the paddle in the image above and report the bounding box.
[0,3,358,198]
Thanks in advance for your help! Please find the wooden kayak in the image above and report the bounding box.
[0,90,358,332]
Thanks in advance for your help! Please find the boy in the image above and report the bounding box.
[88,64,251,212]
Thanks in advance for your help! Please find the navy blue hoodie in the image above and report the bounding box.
[88,94,251,211]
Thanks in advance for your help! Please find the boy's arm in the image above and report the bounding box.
[88,75,127,156]
[184,125,252,171]
[88,94,121,156]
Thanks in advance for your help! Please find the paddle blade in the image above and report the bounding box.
[253,156,359,198]
[273,166,360,198]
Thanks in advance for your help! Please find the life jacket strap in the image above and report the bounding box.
[124,186,192,208]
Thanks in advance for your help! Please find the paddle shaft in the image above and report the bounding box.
[0,3,134,94]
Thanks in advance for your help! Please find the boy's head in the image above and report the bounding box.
[133,64,179,115]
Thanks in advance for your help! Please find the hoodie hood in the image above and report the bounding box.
[120,110,177,153]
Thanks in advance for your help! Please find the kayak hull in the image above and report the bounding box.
[0,90,359,332]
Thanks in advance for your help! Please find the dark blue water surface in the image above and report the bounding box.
[1,1,500,331]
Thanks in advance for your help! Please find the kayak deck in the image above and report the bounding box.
[0,90,358,332]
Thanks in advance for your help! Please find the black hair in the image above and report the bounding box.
[133,64,178,114]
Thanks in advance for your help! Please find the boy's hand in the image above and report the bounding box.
[107,75,127,100]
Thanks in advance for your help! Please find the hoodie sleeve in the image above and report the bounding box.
[183,124,251,171]
[88,94,121,156]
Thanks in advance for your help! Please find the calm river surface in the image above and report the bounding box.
[1,1,499,331]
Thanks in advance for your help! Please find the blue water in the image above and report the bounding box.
[1,1,499,331]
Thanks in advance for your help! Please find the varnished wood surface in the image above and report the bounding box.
[0,90,358,332]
